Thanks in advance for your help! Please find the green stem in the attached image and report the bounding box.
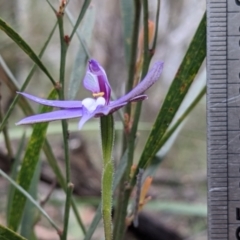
[100,115,114,240]
[43,141,86,234]
[124,0,141,117]
[58,13,72,240]
[83,150,128,240]
[62,183,74,239]
[58,17,68,88]
[114,2,141,236]
[151,0,160,50]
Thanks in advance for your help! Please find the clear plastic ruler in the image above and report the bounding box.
[207,0,240,239]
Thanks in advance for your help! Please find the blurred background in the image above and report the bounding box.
[0,0,206,239]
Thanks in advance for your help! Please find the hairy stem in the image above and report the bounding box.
[101,115,115,240]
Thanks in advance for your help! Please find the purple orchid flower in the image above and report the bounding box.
[16,59,164,129]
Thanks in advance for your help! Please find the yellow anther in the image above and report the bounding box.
[93,92,104,97]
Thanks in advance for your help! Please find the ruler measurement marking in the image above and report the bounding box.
[210,30,227,33]
[208,1,240,238]
[209,20,226,23]
[209,62,227,64]
[227,11,240,13]
[207,0,230,237]
[210,50,227,51]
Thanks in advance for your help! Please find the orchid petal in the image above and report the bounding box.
[86,59,111,103]
[114,61,164,106]
[107,103,127,114]
[18,92,82,108]
[83,72,100,93]
[78,107,95,129]
[94,102,127,116]
[82,97,106,113]
[129,95,148,102]
[16,109,82,125]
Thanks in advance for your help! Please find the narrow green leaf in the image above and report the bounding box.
[120,0,134,66]
[100,115,114,240]
[8,89,58,231]
[146,86,206,178]
[0,17,56,85]
[67,6,95,100]
[159,86,206,154]
[0,224,27,240]
[138,12,206,169]
[7,133,26,225]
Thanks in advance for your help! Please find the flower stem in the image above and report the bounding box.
[100,115,115,240]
